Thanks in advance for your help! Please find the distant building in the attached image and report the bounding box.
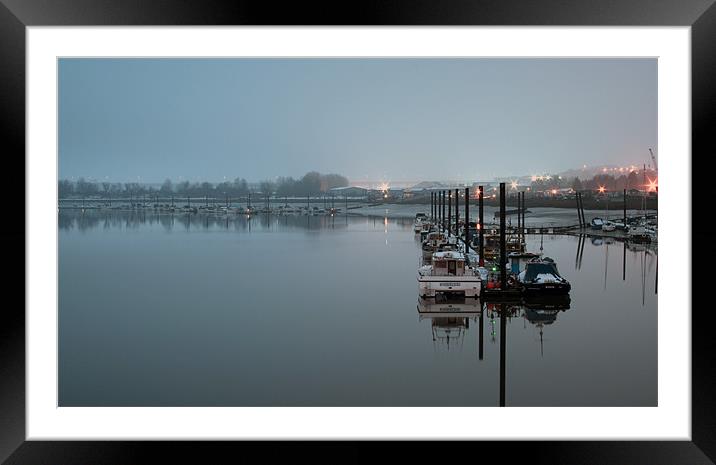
[327,186,369,198]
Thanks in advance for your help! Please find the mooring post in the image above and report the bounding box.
[447,190,452,235]
[499,302,507,407]
[623,239,626,281]
[522,191,527,237]
[576,190,582,228]
[623,188,627,226]
[517,190,522,235]
[500,182,507,288]
[455,188,459,239]
[442,191,446,232]
[437,192,441,228]
[479,186,484,267]
[430,192,433,221]
[478,307,484,360]
[464,187,470,250]
[581,192,586,226]
[521,191,526,239]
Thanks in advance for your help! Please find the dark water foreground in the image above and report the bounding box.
[59,210,657,406]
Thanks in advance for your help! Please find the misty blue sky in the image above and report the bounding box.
[59,58,656,184]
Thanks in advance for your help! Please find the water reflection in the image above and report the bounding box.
[417,296,570,406]
[574,234,657,300]
[58,209,414,233]
[59,209,656,406]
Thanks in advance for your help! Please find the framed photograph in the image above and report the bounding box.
[4,0,714,463]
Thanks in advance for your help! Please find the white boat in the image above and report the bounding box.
[414,212,428,232]
[421,231,448,258]
[417,251,482,298]
[590,217,604,230]
[628,225,652,243]
[601,221,616,232]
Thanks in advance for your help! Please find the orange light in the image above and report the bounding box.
[551,189,557,194]
[646,177,658,192]
[598,186,606,193]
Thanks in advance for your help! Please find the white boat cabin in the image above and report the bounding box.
[429,251,468,276]
[423,231,447,248]
[417,251,481,298]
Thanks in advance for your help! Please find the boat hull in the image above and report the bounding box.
[417,297,482,314]
[521,282,571,296]
[418,276,481,298]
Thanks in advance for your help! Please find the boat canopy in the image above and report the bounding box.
[523,261,562,282]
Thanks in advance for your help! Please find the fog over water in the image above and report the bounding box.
[59,209,656,406]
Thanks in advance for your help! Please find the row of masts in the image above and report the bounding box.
[428,182,524,289]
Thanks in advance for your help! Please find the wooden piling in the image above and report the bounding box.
[499,303,506,407]
[455,188,459,238]
[441,190,446,232]
[499,182,507,287]
[479,186,484,266]
[431,192,434,221]
[478,308,484,360]
[521,191,525,233]
[623,188,627,225]
[447,190,452,235]
[464,187,470,249]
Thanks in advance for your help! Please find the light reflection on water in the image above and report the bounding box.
[59,210,656,406]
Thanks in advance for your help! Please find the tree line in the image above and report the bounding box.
[59,171,349,198]
[531,170,656,193]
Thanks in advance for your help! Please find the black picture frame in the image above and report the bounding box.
[2,1,714,463]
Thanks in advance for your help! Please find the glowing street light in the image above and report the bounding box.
[510,180,518,190]
[598,185,606,194]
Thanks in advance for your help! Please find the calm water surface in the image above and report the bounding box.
[59,209,657,406]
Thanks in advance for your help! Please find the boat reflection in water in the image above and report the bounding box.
[417,295,570,406]
[417,297,481,351]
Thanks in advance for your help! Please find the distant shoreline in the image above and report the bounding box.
[59,195,657,212]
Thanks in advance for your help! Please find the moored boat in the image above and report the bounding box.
[421,231,448,259]
[590,217,604,230]
[517,257,571,296]
[627,225,652,243]
[417,251,482,298]
[601,221,616,232]
[414,212,428,232]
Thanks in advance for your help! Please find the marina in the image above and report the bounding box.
[59,204,657,407]
[54,57,659,410]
